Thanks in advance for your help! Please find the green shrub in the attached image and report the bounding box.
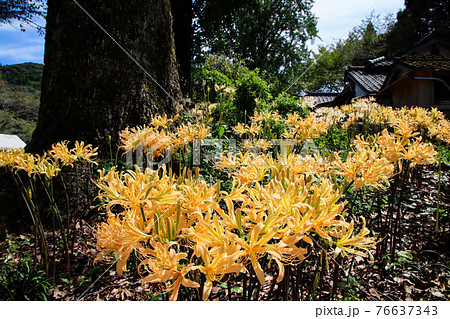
[234,69,272,122]
[273,92,310,117]
[192,68,233,103]
[193,54,309,125]
[0,259,51,300]
[0,238,51,301]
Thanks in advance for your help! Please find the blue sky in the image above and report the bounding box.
[312,0,405,49]
[0,18,46,65]
[0,0,405,66]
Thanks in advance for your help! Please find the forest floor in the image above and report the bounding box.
[1,164,449,301]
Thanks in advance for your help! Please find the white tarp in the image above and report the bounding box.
[0,134,26,149]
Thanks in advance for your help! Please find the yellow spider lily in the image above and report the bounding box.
[400,137,437,167]
[96,211,152,275]
[333,217,377,262]
[233,123,247,136]
[96,166,180,212]
[48,141,76,167]
[332,148,393,191]
[139,240,199,301]
[193,242,243,300]
[240,139,272,153]
[250,110,281,123]
[0,148,25,168]
[151,114,179,129]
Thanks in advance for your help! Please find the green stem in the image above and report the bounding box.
[70,164,81,263]
[390,161,410,261]
[331,255,341,300]
[52,212,56,284]
[58,173,71,236]
[436,159,442,232]
[140,206,147,224]
[39,175,71,277]
[13,173,49,276]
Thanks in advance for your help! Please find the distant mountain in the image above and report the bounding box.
[0,63,43,90]
[0,63,43,143]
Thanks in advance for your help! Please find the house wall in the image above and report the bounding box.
[377,94,392,106]
[354,84,367,98]
[392,78,433,108]
[390,70,435,108]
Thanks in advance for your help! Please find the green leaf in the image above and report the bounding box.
[337,281,347,289]
[218,125,225,138]
[219,282,228,289]
[232,287,243,293]
[397,251,413,261]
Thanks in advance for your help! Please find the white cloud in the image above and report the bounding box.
[0,23,19,32]
[0,41,44,64]
[0,19,45,64]
[0,46,44,64]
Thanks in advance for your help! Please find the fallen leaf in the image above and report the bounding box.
[429,288,445,299]
[211,287,221,295]
[369,288,381,299]
[124,289,133,298]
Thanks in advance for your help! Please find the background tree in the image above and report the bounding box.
[1,1,319,100]
[386,0,450,55]
[171,0,317,97]
[27,0,181,155]
[297,14,393,92]
[193,0,318,89]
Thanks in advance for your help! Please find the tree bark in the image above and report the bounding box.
[28,0,181,156]
[170,0,193,99]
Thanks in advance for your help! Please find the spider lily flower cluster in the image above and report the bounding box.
[95,162,377,300]
[119,114,211,155]
[326,98,450,146]
[0,141,97,278]
[94,99,449,300]
[0,141,97,179]
[91,112,385,300]
[3,96,446,299]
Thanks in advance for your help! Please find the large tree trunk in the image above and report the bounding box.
[28,0,181,156]
[170,0,193,99]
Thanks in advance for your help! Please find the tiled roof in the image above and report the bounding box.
[369,56,393,67]
[373,60,393,67]
[304,92,338,106]
[347,70,386,93]
[313,95,337,105]
[398,55,450,71]
[369,56,385,64]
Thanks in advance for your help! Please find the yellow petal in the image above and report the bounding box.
[250,252,265,285]
[274,258,285,282]
[202,280,213,301]
[182,277,200,289]
[169,277,182,301]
